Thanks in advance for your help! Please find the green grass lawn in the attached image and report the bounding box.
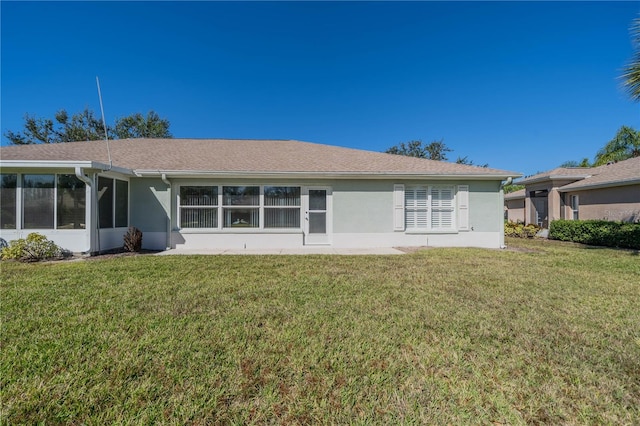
[1,238,639,424]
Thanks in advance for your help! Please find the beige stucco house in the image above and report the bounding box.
[0,138,521,254]
[509,156,640,227]
[504,189,525,223]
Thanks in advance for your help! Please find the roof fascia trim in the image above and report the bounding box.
[133,170,521,181]
[558,178,640,192]
[0,160,133,175]
[504,193,526,200]
[518,174,591,185]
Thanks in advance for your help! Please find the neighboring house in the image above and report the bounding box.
[504,189,525,223]
[0,138,520,253]
[510,156,640,228]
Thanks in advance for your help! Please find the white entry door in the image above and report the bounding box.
[303,187,332,245]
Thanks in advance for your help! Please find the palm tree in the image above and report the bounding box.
[622,17,640,101]
[593,126,640,166]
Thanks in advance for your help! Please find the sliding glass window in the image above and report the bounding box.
[0,174,17,229]
[178,185,303,230]
[23,174,55,229]
[57,175,86,229]
[264,186,300,228]
[98,177,114,229]
[223,186,259,228]
[180,186,218,228]
[98,177,128,229]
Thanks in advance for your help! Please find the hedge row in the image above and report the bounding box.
[549,219,640,249]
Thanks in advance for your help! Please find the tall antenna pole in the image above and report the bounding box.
[96,76,112,170]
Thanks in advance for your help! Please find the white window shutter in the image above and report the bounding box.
[457,185,469,231]
[393,184,405,231]
[430,187,454,229]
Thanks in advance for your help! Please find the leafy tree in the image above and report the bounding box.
[56,108,107,143]
[455,156,489,168]
[386,139,488,166]
[386,139,452,160]
[593,125,640,166]
[503,184,525,194]
[621,16,640,102]
[113,111,172,139]
[4,108,172,145]
[4,116,56,145]
[559,158,591,168]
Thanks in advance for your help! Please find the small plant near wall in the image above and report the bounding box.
[0,233,68,262]
[505,221,541,238]
[124,227,143,252]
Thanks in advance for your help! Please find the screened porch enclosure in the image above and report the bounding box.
[1,173,87,231]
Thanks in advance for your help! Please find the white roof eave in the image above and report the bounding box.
[134,169,521,181]
[518,174,591,185]
[0,160,134,175]
[558,178,640,192]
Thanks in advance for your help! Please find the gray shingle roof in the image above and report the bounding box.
[558,156,640,191]
[504,188,525,200]
[518,167,593,185]
[0,138,520,178]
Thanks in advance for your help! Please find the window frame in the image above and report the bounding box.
[97,176,114,229]
[22,174,56,230]
[57,174,87,230]
[223,186,260,228]
[177,184,303,231]
[0,174,18,230]
[570,195,579,220]
[115,179,129,228]
[264,186,301,229]
[404,184,457,232]
[7,173,87,231]
[405,186,428,230]
[178,185,219,229]
[430,186,456,231]
[98,176,129,229]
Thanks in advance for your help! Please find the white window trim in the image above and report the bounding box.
[21,173,56,230]
[97,176,129,229]
[571,195,579,220]
[403,184,458,233]
[222,185,261,229]
[15,173,90,231]
[177,184,303,232]
[177,185,219,229]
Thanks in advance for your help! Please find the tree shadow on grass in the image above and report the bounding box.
[582,245,639,256]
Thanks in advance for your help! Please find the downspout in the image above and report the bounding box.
[161,173,172,250]
[75,167,95,254]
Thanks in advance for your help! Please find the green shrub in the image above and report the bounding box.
[505,221,541,238]
[549,219,640,249]
[0,233,67,262]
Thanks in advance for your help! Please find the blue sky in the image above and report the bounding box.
[2,1,639,177]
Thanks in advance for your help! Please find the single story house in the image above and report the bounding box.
[504,188,525,223]
[0,138,520,253]
[511,156,640,227]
